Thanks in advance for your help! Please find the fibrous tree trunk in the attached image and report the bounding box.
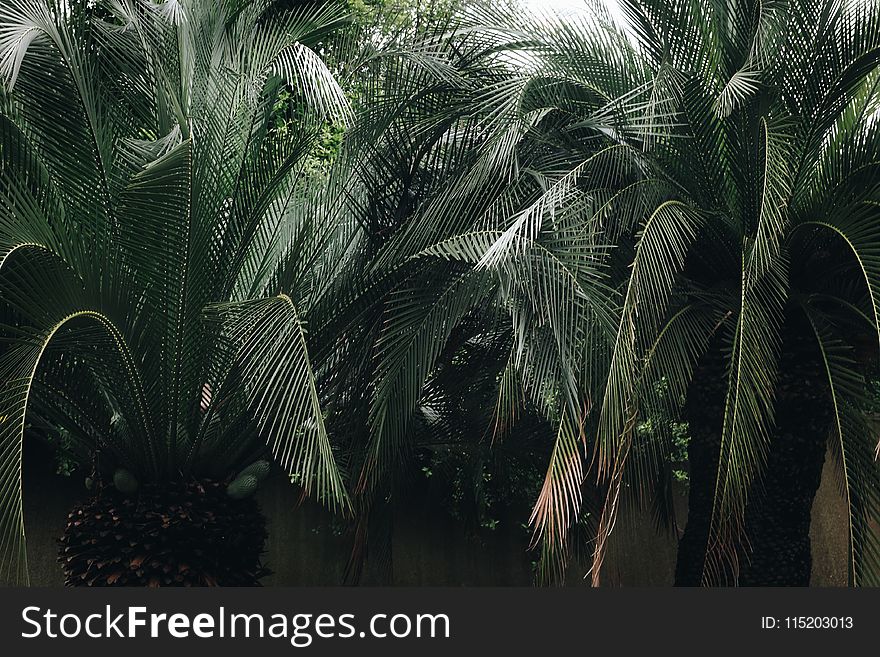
[674,320,831,586]
[739,328,830,586]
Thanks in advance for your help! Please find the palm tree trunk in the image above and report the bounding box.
[738,330,830,586]
[675,324,831,586]
[674,351,725,586]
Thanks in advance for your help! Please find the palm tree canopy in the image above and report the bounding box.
[585,0,880,585]
[0,0,352,584]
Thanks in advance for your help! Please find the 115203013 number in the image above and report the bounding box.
[761,616,854,630]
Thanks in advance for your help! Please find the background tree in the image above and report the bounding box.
[308,1,659,582]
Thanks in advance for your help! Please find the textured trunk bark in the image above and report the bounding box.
[739,330,830,586]
[674,322,831,586]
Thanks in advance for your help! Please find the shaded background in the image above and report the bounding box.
[18,439,851,587]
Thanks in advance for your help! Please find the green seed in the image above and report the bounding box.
[113,468,139,495]
[236,460,271,482]
[227,474,258,500]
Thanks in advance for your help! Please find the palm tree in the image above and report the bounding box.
[0,0,352,585]
[317,2,664,582]
[584,0,880,585]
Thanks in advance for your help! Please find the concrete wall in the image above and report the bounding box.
[808,453,852,586]
[14,447,850,587]
[600,451,852,587]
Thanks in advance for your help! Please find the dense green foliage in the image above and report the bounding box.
[0,0,352,584]
[0,0,878,586]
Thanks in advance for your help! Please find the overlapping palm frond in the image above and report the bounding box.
[2,0,878,590]
[586,0,880,586]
